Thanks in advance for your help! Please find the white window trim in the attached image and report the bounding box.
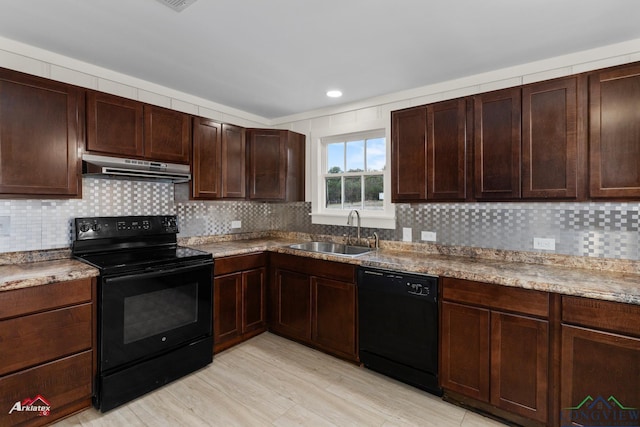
[309,118,395,229]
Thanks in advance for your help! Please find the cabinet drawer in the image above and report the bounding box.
[0,304,92,376]
[442,277,549,318]
[562,296,640,337]
[0,278,92,320]
[0,351,92,427]
[215,252,266,276]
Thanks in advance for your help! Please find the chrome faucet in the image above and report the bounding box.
[347,209,361,245]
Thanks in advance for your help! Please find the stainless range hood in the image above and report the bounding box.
[82,153,191,183]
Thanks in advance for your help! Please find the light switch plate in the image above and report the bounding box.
[0,216,9,236]
[421,231,436,242]
[231,220,242,229]
[402,227,412,242]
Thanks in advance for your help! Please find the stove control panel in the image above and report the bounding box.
[75,215,179,240]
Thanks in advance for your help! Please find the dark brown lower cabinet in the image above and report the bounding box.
[213,253,267,353]
[312,276,357,359]
[0,278,95,427]
[441,278,550,426]
[269,253,358,362]
[560,296,640,427]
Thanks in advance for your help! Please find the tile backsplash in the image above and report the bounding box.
[0,178,638,261]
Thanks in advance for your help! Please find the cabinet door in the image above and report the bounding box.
[0,69,82,196]
[247,129,285,200]
[427,99,468,201]
[311,277,357,360]
[522,77,582,199]
[589,63,640,198]
[192,118,222,199]
[441,301,490,401]
[474,88,521,200]
[213,272,242,347]
[144,105,191,164]
[86,91,144,158]
[271,268,311,341]
[391,107,427,202]
[491,312,549,422]
[221,124,246,198]
[560,325,640,427]
[242,267,266,334]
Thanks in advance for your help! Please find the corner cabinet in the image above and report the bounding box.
[247,129,305,201]
[86,91,191,164]
[0,278,95,427]
[269,253,358,362]
[589,63,640,198]
[391,99,469,203]
[0,68,82,197]
[441,278,550,425]
[213,253,267,353]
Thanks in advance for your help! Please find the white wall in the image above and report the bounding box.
[0,36,270,129]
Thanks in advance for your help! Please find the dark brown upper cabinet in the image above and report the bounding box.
[86,91,144,158]
[87,91,191,164]
[589,63,640,199]
[0,68,82,197]
[427,99,469,201]
[192,117,222,199]
[522,76,586,200]
[391,99,468,203]
[221,124,246,198]
[473,87,522,200]
[192,119,245,199]
[391,106,427,202]
[247,129,305,201]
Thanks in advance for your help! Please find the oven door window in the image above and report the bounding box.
[100,262,213,371]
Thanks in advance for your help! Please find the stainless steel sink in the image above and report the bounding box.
[288,241,373,257]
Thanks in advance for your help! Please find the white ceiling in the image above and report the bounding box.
[0,0,639,120]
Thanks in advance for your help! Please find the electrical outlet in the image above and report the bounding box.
[0,216,9,236]
[421,231,436,242]
[231,220,242,229]
[533,237,555,251]
[402,227,412,242]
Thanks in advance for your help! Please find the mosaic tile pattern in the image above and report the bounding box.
[393,202,640,260]
[0,177,638,261]
[0,178,175,253]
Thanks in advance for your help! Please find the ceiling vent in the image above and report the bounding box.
[155,0,197,12]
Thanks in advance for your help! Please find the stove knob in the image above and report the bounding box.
[91,223,101,232]
[79,223,90,233]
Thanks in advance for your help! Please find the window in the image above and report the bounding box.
[311,127,395,229]
[324,135,385,211]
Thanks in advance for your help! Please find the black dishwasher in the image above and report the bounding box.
[358,267,442,396]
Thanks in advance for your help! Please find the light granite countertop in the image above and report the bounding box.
[0,258,99,292]
[2,235,639,306]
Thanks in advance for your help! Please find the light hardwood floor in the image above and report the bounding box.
[54,333,506,426]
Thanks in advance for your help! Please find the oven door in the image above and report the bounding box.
[100,261,213,372]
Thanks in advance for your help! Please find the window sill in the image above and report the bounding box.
[310,212,396,230]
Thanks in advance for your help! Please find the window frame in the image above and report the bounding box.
[309,121,395,229]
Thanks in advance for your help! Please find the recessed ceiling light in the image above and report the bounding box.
[326,90,343,98]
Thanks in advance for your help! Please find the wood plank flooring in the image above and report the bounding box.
[53,333,506,426]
